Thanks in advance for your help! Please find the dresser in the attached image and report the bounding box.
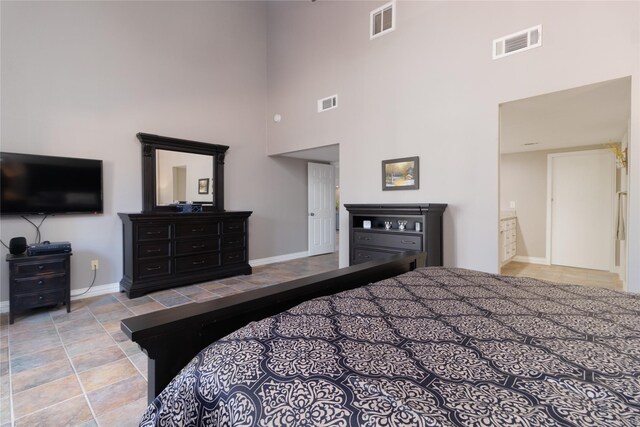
[345,204,447,266]
[118,211,251,298]
[7,253,71,324]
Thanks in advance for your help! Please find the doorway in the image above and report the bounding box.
[547,150,615,271]
[499,77,631,289]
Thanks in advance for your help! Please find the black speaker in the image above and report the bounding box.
[9,237,27,255]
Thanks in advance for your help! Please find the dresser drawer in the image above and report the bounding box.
[222,221,245,234]
[175,222,219,238]
[13,289,66,310]
[13,274,66,294]
[137,242,171,259]
[13,258,67,276]
[175,253,221,273]
[136,259,171,279]
[353,248,403,264]
[175,237,220,256]
[137,224,171,241]
[354,231,422,250]
[222,250,246,265]
[222,235,245,249]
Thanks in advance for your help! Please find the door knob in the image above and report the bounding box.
[309,213,315,216]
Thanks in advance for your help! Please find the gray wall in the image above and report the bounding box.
[265,1,640,288]
[0,1,308,300]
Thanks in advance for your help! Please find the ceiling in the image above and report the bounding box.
[500,77,631,154]
[278,144,339,162]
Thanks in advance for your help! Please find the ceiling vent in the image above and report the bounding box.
[370,1,395,40]
[493,25,542,59]
[318,94,338,113]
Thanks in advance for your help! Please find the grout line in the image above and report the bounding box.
[5,319,16,427]
[49,311,101,427]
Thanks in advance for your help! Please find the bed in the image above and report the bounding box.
[122,253,640,426]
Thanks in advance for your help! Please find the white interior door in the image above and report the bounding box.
[548,150,615,270]
[308,162,335,256]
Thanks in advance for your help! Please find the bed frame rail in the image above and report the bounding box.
[121,252,426,402]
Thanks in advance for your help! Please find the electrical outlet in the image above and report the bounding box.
[509,201,516,209]
[91,260,99,270]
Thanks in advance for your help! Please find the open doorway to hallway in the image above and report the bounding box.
[499,77,631,290]
[277,144,340,261]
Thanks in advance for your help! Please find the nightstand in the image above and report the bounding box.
[6,252,72,324]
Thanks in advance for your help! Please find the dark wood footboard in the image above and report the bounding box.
[121,252,426,402]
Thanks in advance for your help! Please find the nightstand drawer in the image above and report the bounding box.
[137,242,171,259]
[137,224,171,241]
[13,274,66,294]
[175,237,220,256]
[175,253,221,273]
[175,222,219,238]
[13,289,66,310]
[13,258,67,276]
[354,231,422,250]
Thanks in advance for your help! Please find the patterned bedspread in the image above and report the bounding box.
[140,267,640,426]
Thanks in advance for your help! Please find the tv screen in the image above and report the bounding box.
[1,152,103,215]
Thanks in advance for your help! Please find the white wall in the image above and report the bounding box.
[0,1,309,300]
[265,1,640,289]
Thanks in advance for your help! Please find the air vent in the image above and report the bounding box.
[493,25,542,59]
[370,1,395,40]
[317,94,338,113]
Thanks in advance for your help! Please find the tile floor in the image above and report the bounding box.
[501,261,623,291]
[0,252,338,427]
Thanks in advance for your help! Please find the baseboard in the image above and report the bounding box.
[250,251,309,267]
[70,282,120,300]
[2,252,317,313]
[512,255,549,265]
[0,282,120,314]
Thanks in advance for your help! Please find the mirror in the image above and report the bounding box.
[156,150,214,205]
[137,133,228,213]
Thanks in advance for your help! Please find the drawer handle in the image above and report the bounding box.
[361,255,371,259]
[192,260,206,265]
[38,280,44,285]
[146,266,162,271]
[227,240,239,245]
[146,231,162,235]
[228,255,240,260]
[38,265,45,270]
[146,249,162,253]
[38,295,44,301]
[191,228,204,232]
[192,244,206,249]
[227,226,240,230]
[358,236,371,241]
[401,240,416,245]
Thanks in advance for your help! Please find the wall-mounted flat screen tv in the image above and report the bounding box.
[1,152,103,215]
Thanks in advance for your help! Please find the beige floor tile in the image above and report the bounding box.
[12,358,74,394]
[14,395,94,427]
[128,301,167,315]
[64,333,116,358]
[87,374,146,415]
[79,358,138,392]
[12,374,82,419]
[0,397,10,425]
[71,344,127,373]
[96,397,148,427]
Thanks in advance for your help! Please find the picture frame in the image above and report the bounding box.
[382,156,419,190]
[198,178,209,195]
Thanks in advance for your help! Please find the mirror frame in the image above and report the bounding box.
[137,133,229,213]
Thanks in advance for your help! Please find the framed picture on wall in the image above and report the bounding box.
[198,178,209,194]
[382,156,419,190]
